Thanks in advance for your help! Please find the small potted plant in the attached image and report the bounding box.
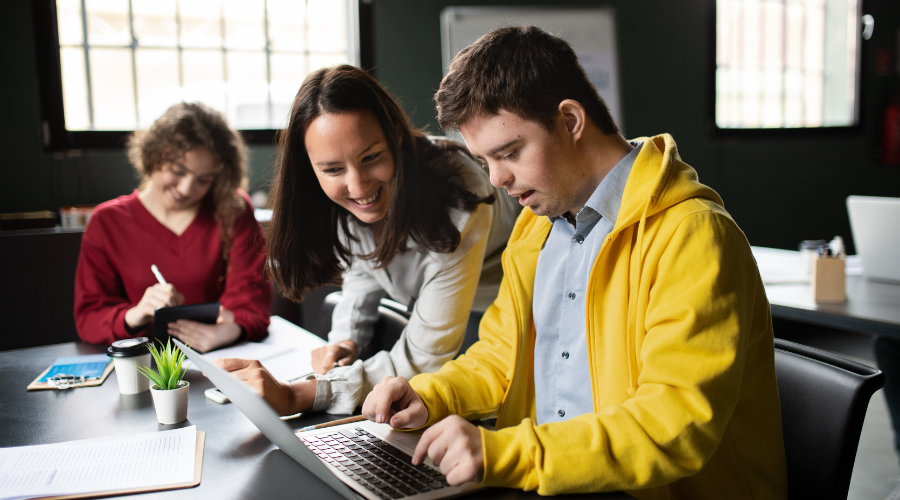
[137,339,191,424]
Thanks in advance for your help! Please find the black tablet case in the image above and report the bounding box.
[152,302,220,345]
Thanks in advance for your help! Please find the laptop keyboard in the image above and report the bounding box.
[301,427,451,499]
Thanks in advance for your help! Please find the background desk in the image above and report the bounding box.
[753,247,900,340]
[0,320,630,500]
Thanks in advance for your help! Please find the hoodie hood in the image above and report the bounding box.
[603,134,723,397]
[614,134,723,235]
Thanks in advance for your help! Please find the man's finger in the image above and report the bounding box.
[445,460,477,486]
[413,423,442,465]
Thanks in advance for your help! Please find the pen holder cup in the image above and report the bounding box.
[150,381,190,425]
[113,354,151,395]
[812,256,846,304]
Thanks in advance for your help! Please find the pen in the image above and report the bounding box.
[299,415,367,432]
[151,264,168,285]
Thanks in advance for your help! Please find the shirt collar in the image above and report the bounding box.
[552,140,643,227]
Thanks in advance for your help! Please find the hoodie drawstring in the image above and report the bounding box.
[625,197,653,396]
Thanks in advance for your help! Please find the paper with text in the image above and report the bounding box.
[189,317,326,381]
[0,426,196,500]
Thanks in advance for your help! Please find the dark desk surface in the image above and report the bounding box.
[765,276,900,338]
[0,341,630,500]
[753,247,900,339]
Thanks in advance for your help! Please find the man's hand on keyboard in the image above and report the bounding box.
[362,376,428,429]
[413,415,484,486]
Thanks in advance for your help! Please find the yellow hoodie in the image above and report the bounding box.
[409,134,788,499]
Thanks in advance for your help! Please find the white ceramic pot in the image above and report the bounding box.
[149,381,189,424]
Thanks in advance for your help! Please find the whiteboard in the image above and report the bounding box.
[440,7,623,132]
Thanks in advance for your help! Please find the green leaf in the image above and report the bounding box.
[137,338,189,390]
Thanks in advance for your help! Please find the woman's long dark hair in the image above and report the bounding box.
[268,65,493,302]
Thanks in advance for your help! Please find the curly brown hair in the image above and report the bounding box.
[126,102,249,261]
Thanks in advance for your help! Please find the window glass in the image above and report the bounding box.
[132,0,177,48]
[267,0,305,51]
[226,51,269,129]
[135,48,181,128]
[85,0,130,46]
[55,0,357,131]
[60,47,89,129]
[180,0,223,49]
[89,48,136,129]
[270,52,306,126]
[182,49,226,111]
[715,0,860,129]
[223,0,265,50]
[57,0,83,46]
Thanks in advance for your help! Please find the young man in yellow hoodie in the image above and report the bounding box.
[362,26,788,499]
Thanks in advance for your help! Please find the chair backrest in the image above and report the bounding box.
[316,292,409,360]
[774,338,885,500]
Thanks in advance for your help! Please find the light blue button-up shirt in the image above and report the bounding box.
[533,141,643,425]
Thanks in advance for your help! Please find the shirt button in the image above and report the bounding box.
[567,292,576,300]
[575,235,584,244]
[558,409,566,418]
[561,351,569,359]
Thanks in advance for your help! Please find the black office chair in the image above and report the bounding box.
[315,291,410,360]
[774,338,885,500]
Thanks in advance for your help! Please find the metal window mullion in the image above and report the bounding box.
[263,0,273,127]
[221,2,228,115]
[176,0,183,93]
[80,0,95,129]
[303,0,312,75]
[128,0,139,126]
[799,1,806,125]
[758,0,765,127]
[736,0,744,126]
[780,0,787,127]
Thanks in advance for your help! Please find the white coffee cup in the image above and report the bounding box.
[108,338,152,395]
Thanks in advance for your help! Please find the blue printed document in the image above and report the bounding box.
[38,354,111,383]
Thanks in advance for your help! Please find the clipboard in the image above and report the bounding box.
[27,355,115,391]
[37,431,205,500]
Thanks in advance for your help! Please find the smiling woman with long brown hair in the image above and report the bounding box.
[214,65,519,416]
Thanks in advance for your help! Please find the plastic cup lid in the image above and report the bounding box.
[108,337,151,357]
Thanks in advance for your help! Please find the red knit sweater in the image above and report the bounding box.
[74,190,271,344]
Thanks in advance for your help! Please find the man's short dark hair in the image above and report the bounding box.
[435,25,619,135]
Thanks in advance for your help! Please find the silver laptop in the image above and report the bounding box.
[847,196,900,284]
[172,339,482,500]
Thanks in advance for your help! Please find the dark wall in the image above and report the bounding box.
[369,0,900,253]
[2,0,899,253]
[0,1,277,216]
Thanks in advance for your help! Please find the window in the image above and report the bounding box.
[714,0,862,131]
[34,0,368,149]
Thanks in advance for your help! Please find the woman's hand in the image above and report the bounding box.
[124,284,184,329]
[213,358,316,415]
[168,305,241,353]
[311,340,360,374]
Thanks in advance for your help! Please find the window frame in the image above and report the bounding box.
[32,0,375,150]
[706,0,867,139]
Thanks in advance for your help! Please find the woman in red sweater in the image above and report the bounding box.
[74,102,272,352]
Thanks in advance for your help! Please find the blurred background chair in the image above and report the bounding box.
[314,291,409,360]
[774,338,885,499]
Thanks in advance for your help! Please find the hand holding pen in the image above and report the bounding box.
[123,265,184,329]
